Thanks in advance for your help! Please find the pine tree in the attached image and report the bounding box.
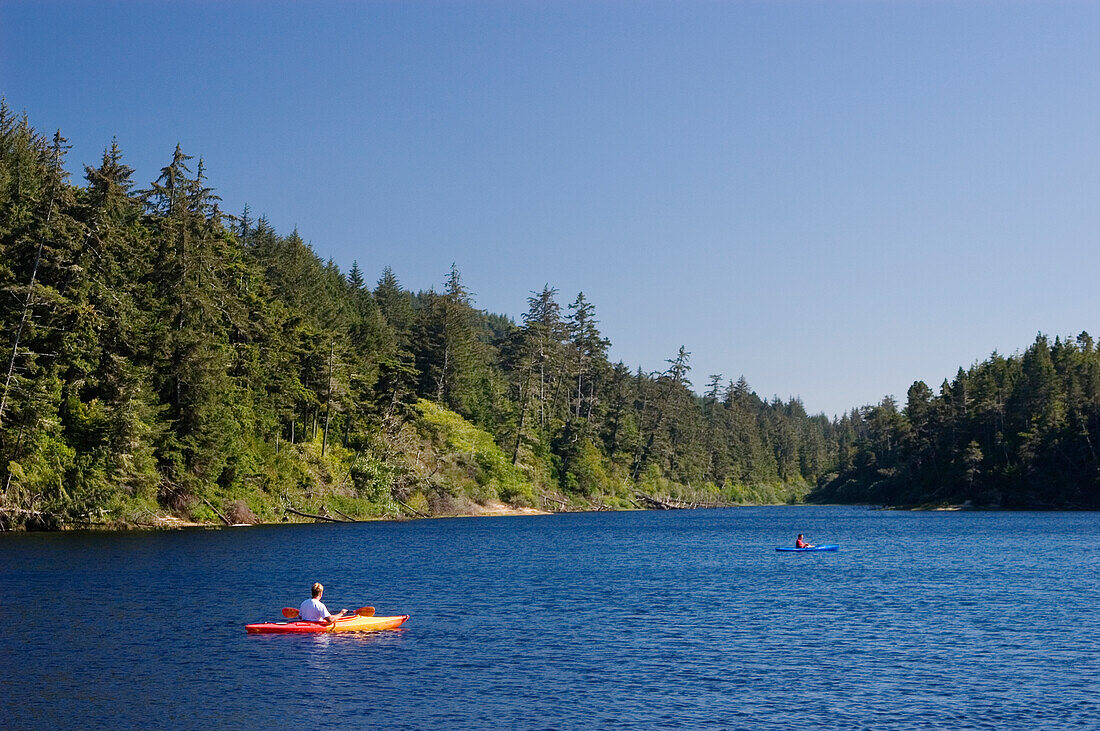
[77,139,162,500]
[565,292,610,425]
[505,285,567,465]
[415,265,485,416]
[347,261,365,291]
[142,145,245,494]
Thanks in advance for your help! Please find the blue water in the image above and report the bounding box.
[2,506,1099,729]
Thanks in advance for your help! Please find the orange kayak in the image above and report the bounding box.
[246,613,409,634]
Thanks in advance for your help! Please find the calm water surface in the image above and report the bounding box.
[2,506,1099,729]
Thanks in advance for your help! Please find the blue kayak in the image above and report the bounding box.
[775,544,839,552]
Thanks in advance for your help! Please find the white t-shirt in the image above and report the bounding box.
[299,597,330,622]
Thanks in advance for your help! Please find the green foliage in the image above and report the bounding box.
[814,333,1100,509]
[0,104,857,529]
[350,450,399,504]
[564,439,608,497]
[414,399,534,505]
[723,478,811,505]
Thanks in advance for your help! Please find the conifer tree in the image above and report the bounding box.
[142,145,244,494]
[565,292,610,425]
[348,261,365,291]
[415,265,484,417]
[77,140,162,500]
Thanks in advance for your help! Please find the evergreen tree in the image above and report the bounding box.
[12,103,1045,525]
[347,260,365,291]
[414,265,486,417]
[142,145,245,494]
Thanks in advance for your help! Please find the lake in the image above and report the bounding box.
[2,506,1098,729]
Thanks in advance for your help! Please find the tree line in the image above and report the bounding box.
[816,333,1100,509]
[3,103,1095,527]
[0,105,837,527]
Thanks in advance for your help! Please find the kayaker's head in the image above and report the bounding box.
[797,534,803,539]
[312,582,324,598]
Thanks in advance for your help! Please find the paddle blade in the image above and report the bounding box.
[355,606,375,617]
[281,607,300,618]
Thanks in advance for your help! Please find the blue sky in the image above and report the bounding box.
[3,1,1100,417]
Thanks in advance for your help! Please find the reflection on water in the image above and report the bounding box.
[2,507,1099,728]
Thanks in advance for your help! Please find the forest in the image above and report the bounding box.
[817,333,1100,509]
[0,105,839,529]
[1,104,1097,528]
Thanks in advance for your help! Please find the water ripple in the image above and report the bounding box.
[2,507,1099,728]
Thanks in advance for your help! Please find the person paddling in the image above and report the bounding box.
[795,534,815,549]
[300,582,347,625]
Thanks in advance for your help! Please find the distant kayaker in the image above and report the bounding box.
[795,534,815,549]
[300,582,347,625]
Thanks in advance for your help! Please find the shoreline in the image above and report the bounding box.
[64,501,557,531]
[11,500,1086,533]
[86,503,887,532]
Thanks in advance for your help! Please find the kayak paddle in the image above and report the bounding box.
[280,606,375,619]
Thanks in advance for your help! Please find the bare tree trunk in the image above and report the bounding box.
[322,340,334,456]
[538,340,546,429]
[202,497,232,526]
[436,345,449,404]
[512,369,530,465]
[0,148,61,429]
[0,238,44,428]
[284,505,350,523]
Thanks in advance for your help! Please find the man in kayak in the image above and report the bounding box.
[300,582,347,625]
[795,534,815,549]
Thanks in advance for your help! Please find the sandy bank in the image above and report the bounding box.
[450,500,551,517]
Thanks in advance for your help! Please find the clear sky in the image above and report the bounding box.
[3,1,1099,417]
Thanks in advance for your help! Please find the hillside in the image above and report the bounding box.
[0,105,833,529]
